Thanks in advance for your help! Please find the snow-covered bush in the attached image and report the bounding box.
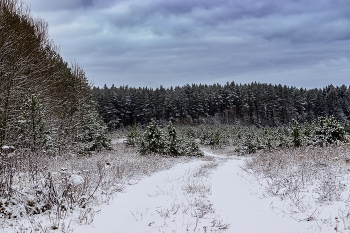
[77,108,111,152]
[315,116,346,145]
[135,120,203,156]
[139,120,168,155]
[208,129,229,149]
[125,125,141,147]
[1,141,191,232]
[243,144,350,231]
[238,133,259,154]
[287,116,348,147]
[0,151,108,227]
[129,118,350,156]
[181,125,229,148]
[181,139,204,157]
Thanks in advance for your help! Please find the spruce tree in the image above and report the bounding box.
[18,93,49,151]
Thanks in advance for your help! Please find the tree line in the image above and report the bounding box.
[93,82,350,129]
[0,0,109,153]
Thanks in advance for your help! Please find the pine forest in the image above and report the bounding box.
[93,83,350,129]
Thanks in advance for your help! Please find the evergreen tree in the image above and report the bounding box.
[0,0,110,152]
[93,82,350,129]
[18,93,49,151]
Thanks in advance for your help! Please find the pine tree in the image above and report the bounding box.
[18,93,50,151]
[290,119,302,147]
[139,119,167,154]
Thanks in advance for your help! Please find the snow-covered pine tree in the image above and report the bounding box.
[77,100,111,152]
[167,122,178,155]
[18,93,50,151]
[290,119,302,147]
[139,119,167,154]
[316,116,345,144]
[57,63,110,153]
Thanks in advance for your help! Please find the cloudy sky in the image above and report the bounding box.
[25,0,350,89]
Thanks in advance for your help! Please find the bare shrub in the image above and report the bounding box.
[2,141,193,232]
[139,159,230,232]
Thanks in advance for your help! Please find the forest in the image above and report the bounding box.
[0,0,109,154]
[3,0,350,232]
[93,82,350,129]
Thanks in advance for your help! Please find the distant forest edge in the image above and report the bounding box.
[93,82,350,129]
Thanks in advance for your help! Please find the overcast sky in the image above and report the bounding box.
[25,0,350,89]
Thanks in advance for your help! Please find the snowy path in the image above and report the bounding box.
[210,158,324,233]
[74,160,207,233]
[73,155,334,233]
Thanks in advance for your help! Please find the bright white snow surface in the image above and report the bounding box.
[75,160,209,233]
[69,174,84,187]
[211,159,317,233]
[73,154,336,233]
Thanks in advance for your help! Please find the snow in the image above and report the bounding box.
[210,158,318,233]
[72,154,343,232]
[1,145,15,155]
[69,174,84,187]
[111,138,126,144]
[202,148,228,158]
[5,150,347,232]
[74,160,208,233]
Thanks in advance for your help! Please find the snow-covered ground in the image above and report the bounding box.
[211,159,320,233]
[111,138,126,145]
[4,146,349,233]
[74,160,210,233]
[70,152,338,233]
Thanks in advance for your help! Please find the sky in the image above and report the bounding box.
[25,0,350,89]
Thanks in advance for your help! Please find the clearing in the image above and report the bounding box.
[72,149,339,233]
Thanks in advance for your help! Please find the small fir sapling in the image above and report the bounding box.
[76,103,111,152]
[125,125,141,147]
[242,133,257,154]
[290,119,302,147]
[167,122,179,155]
[139,119,167,155]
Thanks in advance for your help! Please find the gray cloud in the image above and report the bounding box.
[28,0,118,11]
[28,0,92,11]
[25,0,350,89]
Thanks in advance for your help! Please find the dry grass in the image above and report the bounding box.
[242,143,350,231]
[140,159,230,232]
[1,138,196,232]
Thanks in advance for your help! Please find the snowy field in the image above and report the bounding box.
[3,141,350,233]
[72,150,343,233]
